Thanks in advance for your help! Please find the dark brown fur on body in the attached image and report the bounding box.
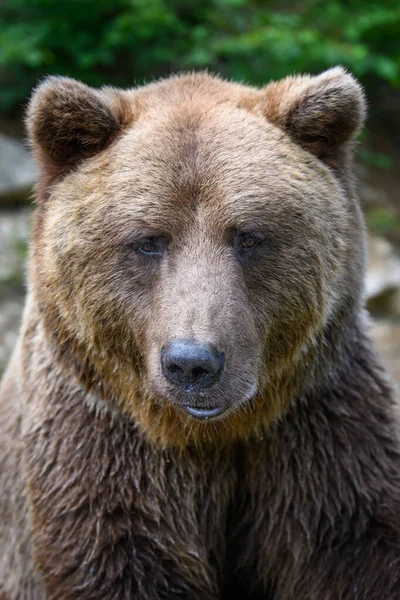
[1,68,400,599]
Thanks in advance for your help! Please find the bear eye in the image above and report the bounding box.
[241,235,258,250]
[235,231,260,252]
[138,237,164,257]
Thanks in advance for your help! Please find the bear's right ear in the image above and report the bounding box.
[26,76,133,171]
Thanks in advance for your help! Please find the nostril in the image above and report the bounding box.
[192,366,208,380]
[169,364,184,376]
[161,340,225,390]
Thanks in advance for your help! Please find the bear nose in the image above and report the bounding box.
[161,340,225,391]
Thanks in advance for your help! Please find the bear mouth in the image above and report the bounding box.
[175,380,259,421]
[183,405,224,420]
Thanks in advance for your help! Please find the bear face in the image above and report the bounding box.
[27,69,366,447]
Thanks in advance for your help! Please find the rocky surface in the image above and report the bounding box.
[0,298,24,369]
[366,236,400,317]
[0,208,30,372]
[371,320,400,390]
[0,134,37,203]
[0,208,31,283]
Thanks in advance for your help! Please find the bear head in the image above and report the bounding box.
[26,68,366,447]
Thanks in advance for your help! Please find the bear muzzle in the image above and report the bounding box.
[161,339,226,419]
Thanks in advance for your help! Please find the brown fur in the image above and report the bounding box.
[1,68,400,599]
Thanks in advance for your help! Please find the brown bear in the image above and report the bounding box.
[1,67,400,600]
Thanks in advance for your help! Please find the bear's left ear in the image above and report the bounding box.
[26,76,133,170]
[263,67,366,159]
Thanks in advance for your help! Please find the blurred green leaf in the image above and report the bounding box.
[0,0,399,115]
[366,207,400,235]
[358,149,395,170]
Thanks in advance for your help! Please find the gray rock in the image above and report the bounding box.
[366,236,400,317]
[0,298,24,373]
[0,208,30,373]
[370,319,400,397]
[0,208,31,284]
[0,134,37,201]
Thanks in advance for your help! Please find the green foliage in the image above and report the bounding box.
[1,0,400,113]
[366,207,400,236]
[358,149,394,171]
